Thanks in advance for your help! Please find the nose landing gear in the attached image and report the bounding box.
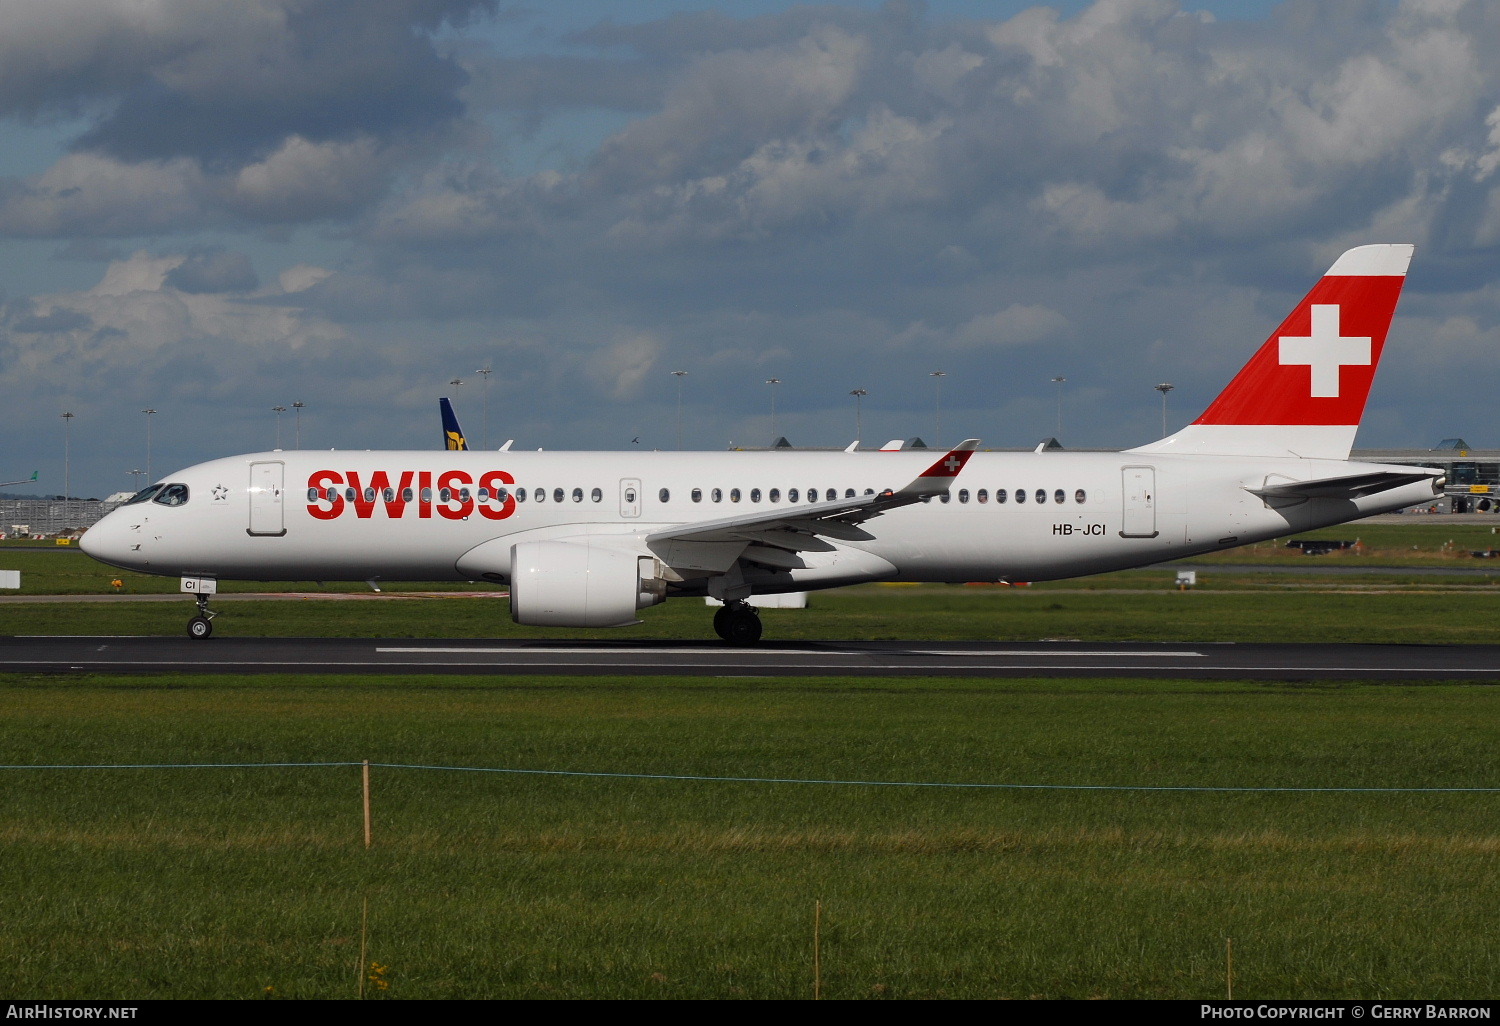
[713,599,762,644]
[188,591,216,639]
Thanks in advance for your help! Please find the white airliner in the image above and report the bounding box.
[82,245,1442,642]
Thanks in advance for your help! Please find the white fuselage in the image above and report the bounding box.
[81,447,1440,593]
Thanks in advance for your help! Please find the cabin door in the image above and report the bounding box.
[248,461,287,536]
[1120,466,1158,538]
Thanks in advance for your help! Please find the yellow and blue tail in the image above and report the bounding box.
[439,397,468,451]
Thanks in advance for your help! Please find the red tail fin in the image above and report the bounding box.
[1133,244,1413,459]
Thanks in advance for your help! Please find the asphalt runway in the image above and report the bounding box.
[3,635,1499,679]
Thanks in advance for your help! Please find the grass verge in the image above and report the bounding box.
[3,673,1498,999]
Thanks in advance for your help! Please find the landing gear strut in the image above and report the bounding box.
[188,592,216,639]
[713,600,762,645]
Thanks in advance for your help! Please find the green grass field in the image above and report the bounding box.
[3,674,1498,1000]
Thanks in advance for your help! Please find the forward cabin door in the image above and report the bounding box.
[1120,466,1158,538]
[248,461,287,536]
[619,478,641,518]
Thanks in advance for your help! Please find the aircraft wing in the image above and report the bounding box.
[645,440,980,572]
[1247,468,1441,502]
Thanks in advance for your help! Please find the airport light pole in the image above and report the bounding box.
[292,401,305,448]
[1155,383,1174,438]
[672,370,688,450]
[1051,376,1066,438]
[765,378,781,439]
[849,388,868,448]
[129,468,144,491]
[272,406,287,448]
[61,411,74,531]
[141,408,156,483]
[476,366,492,450]
[930,371,945,445]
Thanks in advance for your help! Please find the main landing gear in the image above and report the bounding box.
[188,591,216,639]
[713,600,762,645]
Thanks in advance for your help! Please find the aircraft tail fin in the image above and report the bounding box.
[1130,244,1413,460]
[440,397,468,451]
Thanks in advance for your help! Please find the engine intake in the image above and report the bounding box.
[509,539,666,627]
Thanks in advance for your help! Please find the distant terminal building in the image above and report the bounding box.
[1351,439,1500,511]
[0,495,128,537]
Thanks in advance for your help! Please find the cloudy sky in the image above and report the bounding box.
[2,0,1498,497]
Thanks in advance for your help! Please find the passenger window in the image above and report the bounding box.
[996,489,1007,504]
[789,488,799,502]
[730,488,741,503]
[421,487,434,502]
[769,488,780,502]
[326,487,339,502]
[977,489,989,503]
[623,488,635,503]
[692,488,702,502]
[514,488,525,502]
[439,488,452,502]
[402,488,414,502]
[381,488,394,502]
[659,488,670,503]
[534,488,545,503]
[958,489,969,503]
[940,492,951,504]
[844,488,855,499]
[1054,489,1065,504]
[1035,489,1046,504]
[455,488,468,503]
[712,488,722,502]
[1075,489,1086,504]
[553,488,564,503]
[495,488,508,503]
[306,488,319,502]
[750,488,761,502]
[591,487,602,502]
[573,488,583,503]
[345,487,357,502]
[1015,489,1026,504]
[477,488,490,501]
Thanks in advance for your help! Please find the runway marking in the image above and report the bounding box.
[374,646,1207,658]
[374,645,811,656]
[909,649,1206,658]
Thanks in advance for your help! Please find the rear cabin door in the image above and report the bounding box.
[1120,466,1158,538]
[619,478,641,518]
[248,461,287,536]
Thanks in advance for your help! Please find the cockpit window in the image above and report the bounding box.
[122,485,163,506]
[153,483,190,507]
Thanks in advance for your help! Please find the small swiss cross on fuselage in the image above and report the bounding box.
[1277,304,1371,398]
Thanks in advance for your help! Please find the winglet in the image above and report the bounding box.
[903,438,980,495]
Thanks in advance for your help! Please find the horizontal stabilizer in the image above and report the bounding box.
[1247,469,1440,502]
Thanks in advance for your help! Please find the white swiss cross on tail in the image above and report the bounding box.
[1130,244,1413,461]
[1277,304,1370,398]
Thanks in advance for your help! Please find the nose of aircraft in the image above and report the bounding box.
[79,510,138,569]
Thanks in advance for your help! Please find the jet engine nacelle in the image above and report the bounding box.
[509,540,667,627]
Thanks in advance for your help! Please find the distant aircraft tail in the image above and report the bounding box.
[1130,244,1413,460]
[440,397,468,451]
